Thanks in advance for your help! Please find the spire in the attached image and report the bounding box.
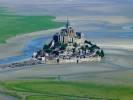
[66,16,70,29]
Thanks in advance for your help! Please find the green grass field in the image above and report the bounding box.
[1,79,133,100]
[0,7,64,43]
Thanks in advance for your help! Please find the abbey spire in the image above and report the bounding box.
[66,17,70,29]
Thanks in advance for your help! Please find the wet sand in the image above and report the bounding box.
[0,50,133,86]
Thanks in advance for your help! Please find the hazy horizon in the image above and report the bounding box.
[0,0,133,17]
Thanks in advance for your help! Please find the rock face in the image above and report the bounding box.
[33,19,104,64]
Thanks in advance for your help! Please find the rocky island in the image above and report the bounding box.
[32,19,104,64]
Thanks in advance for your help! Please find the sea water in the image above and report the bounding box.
[0,35,51,64]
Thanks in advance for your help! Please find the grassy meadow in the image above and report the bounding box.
[0,7,64,43]
[0,79,133,100]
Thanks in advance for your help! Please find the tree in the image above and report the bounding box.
[85,45,89,49]
[96,50,105,57]
[84,40,92,45]
[43,44,49,50]
[45,48,52,53]
[81,46,86,51]
[60,43,67,50]
[91,45,100,49]
[100,50,105,57]
[88,46,94,52]
[53,51,59,56]
[72,48,76,53]
[54,42,61,47]
[96,51,100,56]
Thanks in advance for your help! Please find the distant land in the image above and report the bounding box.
[0,7,64,43]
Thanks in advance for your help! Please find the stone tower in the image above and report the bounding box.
[55,17,76,44]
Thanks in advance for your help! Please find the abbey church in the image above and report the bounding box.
[53,19,84,44]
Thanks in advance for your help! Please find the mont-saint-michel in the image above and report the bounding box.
[32,19,104,64]
[0,0,133,100]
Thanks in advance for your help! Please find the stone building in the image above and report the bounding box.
[33,18,104,64]
[53,19,84,44]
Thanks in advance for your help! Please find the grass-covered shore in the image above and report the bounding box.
[0,79,133,100]
[0,7,64,43]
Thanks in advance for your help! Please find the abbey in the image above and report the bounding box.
[32,19,104,64]
[53,19,84,44]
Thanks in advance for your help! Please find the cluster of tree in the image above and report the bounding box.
[43,44,52,53]
[53,42,67,50]
[39,39,105,58]
[81,40,105,57]
[60,43,68,50]
[42,41,68,54]
[80,45,100,53]
[96,50,105,57]
[84,40,92,45]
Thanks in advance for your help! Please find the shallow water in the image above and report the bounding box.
[0,35,51,64]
